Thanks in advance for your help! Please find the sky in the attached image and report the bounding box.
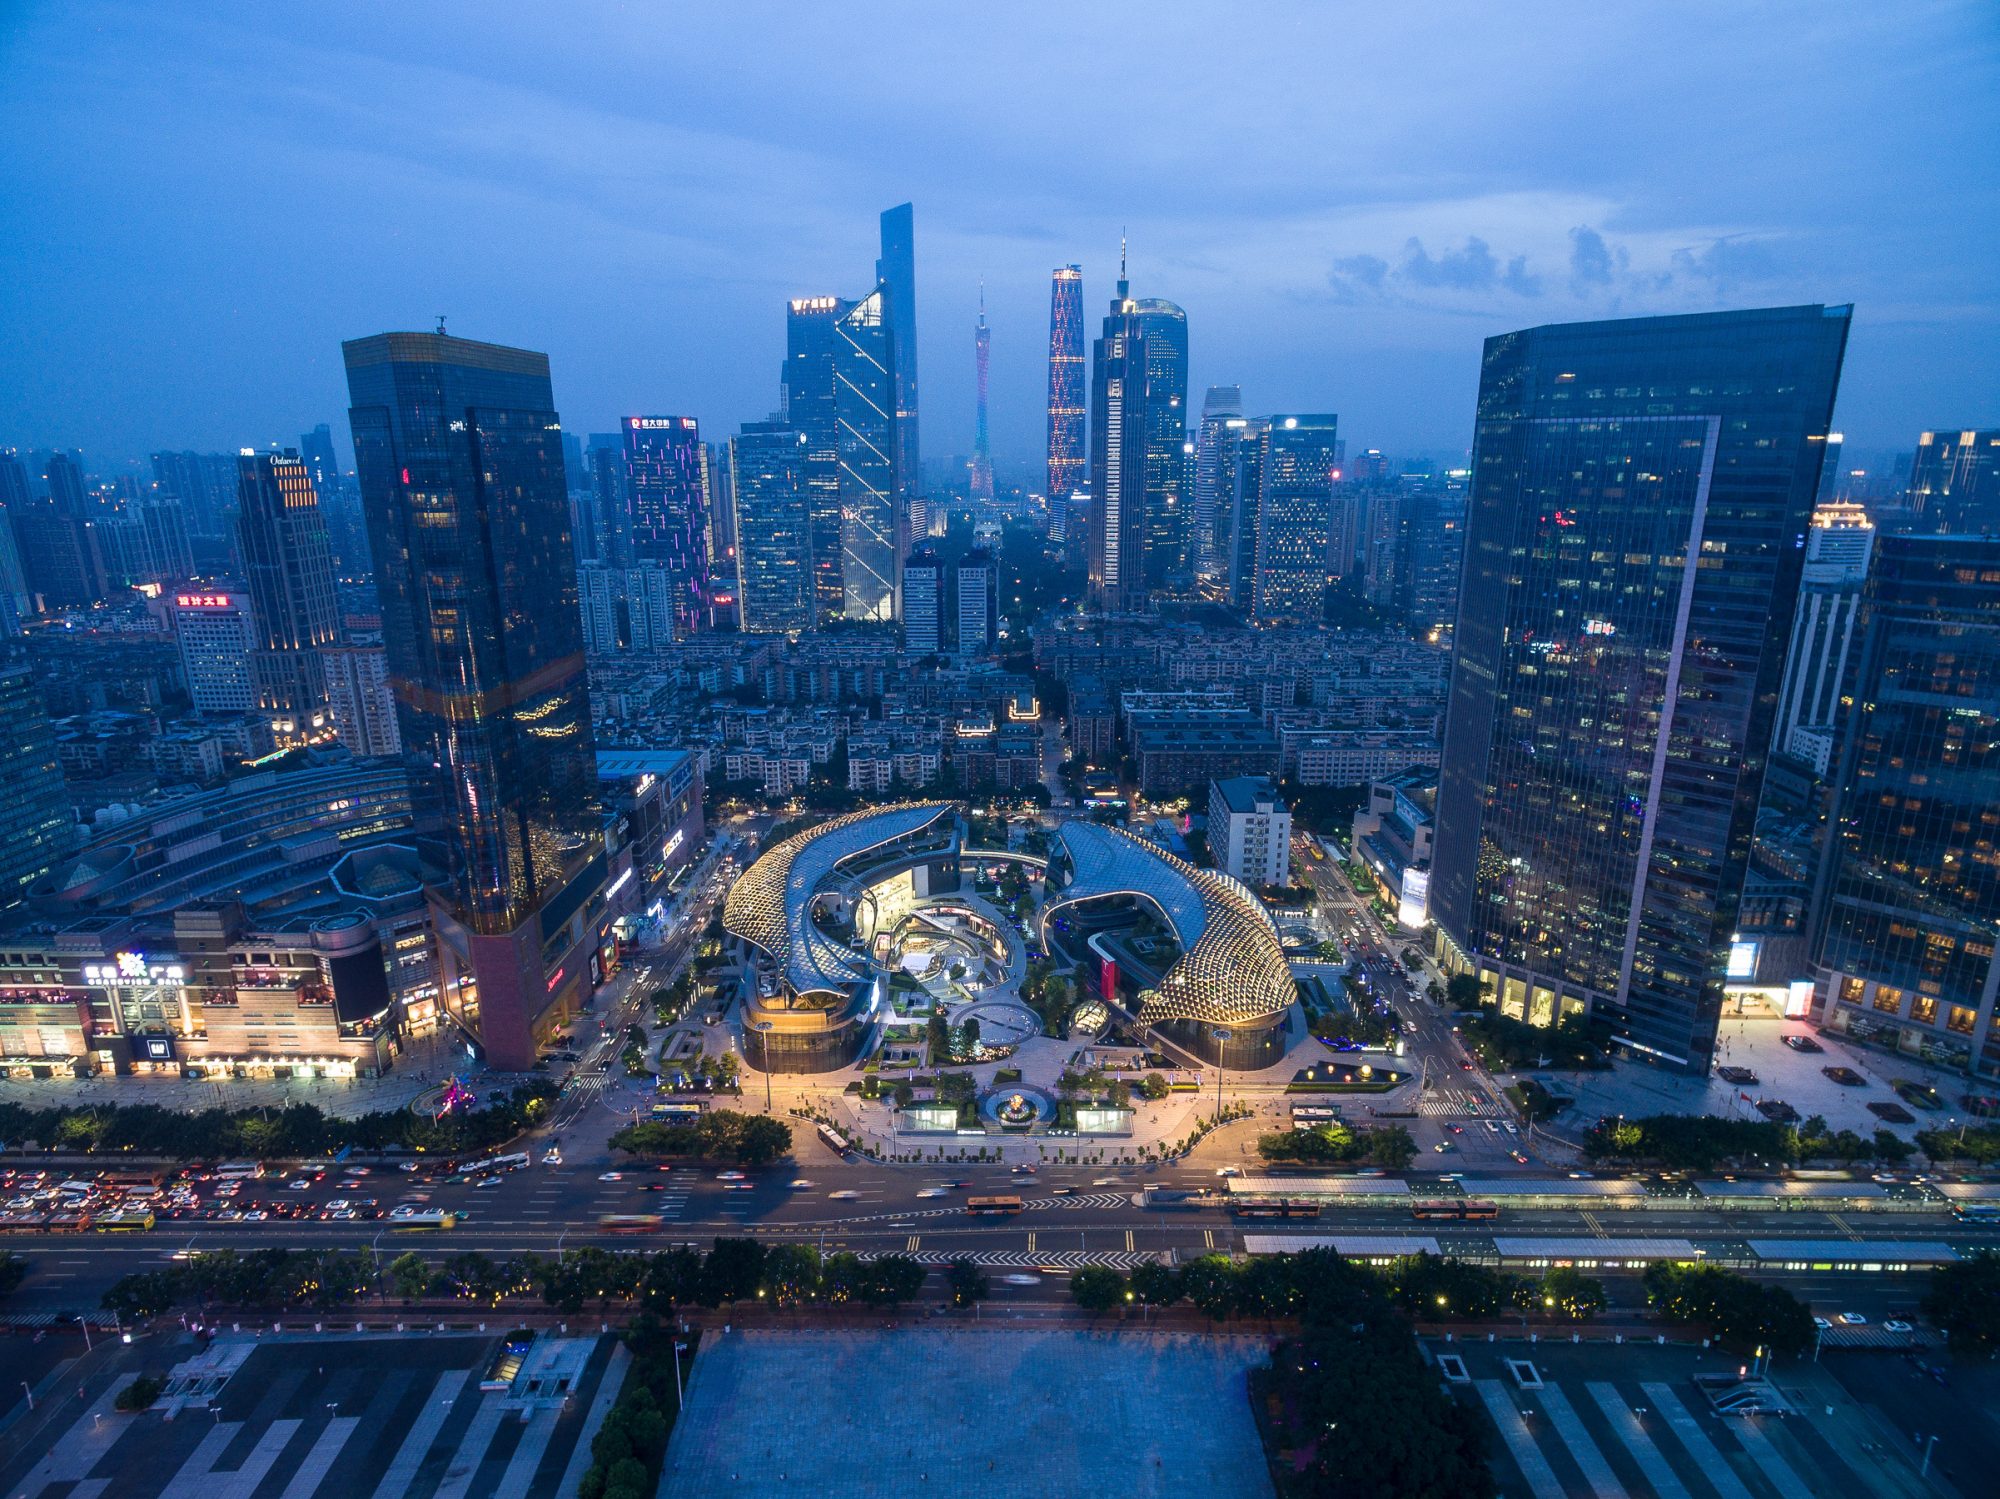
[3,1,1997,483]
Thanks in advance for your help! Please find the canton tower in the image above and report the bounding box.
[970,282,994,505]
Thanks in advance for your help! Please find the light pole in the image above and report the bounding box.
[1921,1433,1938,1477]
[1210,1028,1230,1125]
[753,1022,774,1112]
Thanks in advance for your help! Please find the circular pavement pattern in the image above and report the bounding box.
[955,1000,1039,1047]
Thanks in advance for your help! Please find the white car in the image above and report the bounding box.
[1215,1166,1241,1178]
[473,1176,502,1189]
[828,1189,861,1200]
[542,1150,563,1165]
[286,1179,313,1191]
[1883,1319,1914,1333]
[1001,1273,1042,1286]
[716,1171,747,1182]
[598,1172,624,1183]
[787,1179,816,1189]
[916,1188,949,1198]
[1837,1312,1868,1325]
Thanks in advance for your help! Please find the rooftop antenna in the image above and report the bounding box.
[1117,230,1129,300]
[435,314,448,336]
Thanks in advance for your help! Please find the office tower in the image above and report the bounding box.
[1771,502,1874,770]
[1906,428,2000,534]
[321,643,403,757]
[1045,265,1087,509]
[236,449,340,745]
[344,330,601,1069]
[0,458,28,633]
[1089,252,1150,612]
[784,296,848,618]
[1193,386,1244,580]
[1431,304,1851,1072]
[0,666,71,906]
[833,290,899,621]
[172,588,257,712]
[1225,418,1269,612]
[585,432,625,564]
[14,453,105,609]
[559,430,587,494]
[1133,298,1190,590]
[1400,489,1468,642]
[1811,534,2000,1073]
[902,543,944,655]
[957,548,998,655]
[622,416,710,638]
[149,451,238,537]
[705,438,737,569]
[730,419,813,634]
[299,424,342,496]
[970,286,994,505]
[877,203,921,521]
[1812,431,1844,504]
[1250,414,1339,625]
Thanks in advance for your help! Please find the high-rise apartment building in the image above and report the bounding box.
[149,451,239,538]
[344,330,602,1069]
[1224,418,1269,613]
[585,432,625,565]
[1811,534,2000,1077]
[1045,266,1086,511]
[321,643,403,757]
[877,203,921,522]
[14,453,105,609]
[970,288,994,505]
[0,456,29,633]
[0,666,71,907]
[1906,428,2000,535]
[1207,775,1291,888]
[1251,414,1338,625]
[731,419,813,635]
[902,543,944,655]
[1771,501,1874,770]
[956,548,998,656]
[236,449,340,745]
[622,416,709,638]
[1399,489,1469,643]
[1431,304,1851,1072]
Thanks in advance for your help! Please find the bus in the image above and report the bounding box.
[966,1196,1025,1216]
[0,1214,50,1234]
[817,1123,852,1155]
[1290,1104,1343,1123]
[93,1210,155,1232]
[1952,1203,2000,1225]
[215,1161,265,1181]
[485,1153,532,1172]
[598,1214,666,1234]
[391,1210,458,1230]
[652,1102,705,1121]
[1229,1199,1322,1220]
[96,1170,166,1191]
[1411,1200,1501,1221]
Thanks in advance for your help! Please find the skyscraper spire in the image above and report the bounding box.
[971,279,993,505]
[1117,231,1129,300]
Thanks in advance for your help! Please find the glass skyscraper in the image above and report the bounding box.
[1045,266,1086,512]
[1133,298,1189,591]
[343,331,601,1069]
[833,289,898,622]
[784,296,849,621]
[1812,534,2000,1077]
[876,203,920,523]
[1905,428,2000,535]
[236,449,340,745]
[0,664,71,907]
[1088,260,1190,613]
[1431,304,1851,1072]
[622,415,710,639]
[731,419,813,635]
[1252,414,1338,625]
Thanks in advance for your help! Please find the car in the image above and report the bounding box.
[1510,1151,1529,1164]
[716,1171,747,1182]
[542,1150,563,1165]
[916,1188,949,1198]
[1813,1315,1833,1329]
[1051,1186,1076,1196]
[324,1199,351,1212]
[286,1179,313,1191]
[1001,1273,1042,1286]
[1483,1121,1500,1134]
[721,1182,753,1192]
[787,1179,817,1189]
[945,1180,974,1189]
[242,1209,268,1221]
[473,1176,502,1190]
[1883,1319,1914,1333]
[1434,1142,1454,1153]
[1446,1123,1465,1135]
[598,1172,624,1182]
[1838,1312,1868,1325]
[1568,1171,1593,1180]
[1458,1060,1475,1071]
[1782,1034,1825,1053]
[828,1189,860,1200]
[398,1162,422,1173]
[1214,1166,1241,1177]
[1011,1164,1038,1176]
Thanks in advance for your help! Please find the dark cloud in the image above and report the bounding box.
[1400,236,1501,289]
[1569,225,1617,288]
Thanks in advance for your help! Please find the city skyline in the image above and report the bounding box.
[3,3,1995,473]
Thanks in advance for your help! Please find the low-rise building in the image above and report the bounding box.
[1350,772,1435,929]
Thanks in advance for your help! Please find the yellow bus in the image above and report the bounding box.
[93,1210,156,1232]
[965,1195,1024,1216]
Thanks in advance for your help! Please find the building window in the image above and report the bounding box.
[1872,985,1903,1015]
[1912,995,1937,1025]
[1947,1005,1977,1035]
[1838,976,1865,1006]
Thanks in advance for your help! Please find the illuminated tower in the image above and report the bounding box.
[970,283,994,505]
[1045,265,1086,508]
[236,449,340,744]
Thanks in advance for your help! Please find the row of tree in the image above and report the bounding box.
[0,1081,556,1161]
[1584,1112,1915,1169]
[1641,1262,1817,1356]
[607,1111,792,1165]
[1256,1122,1418,1168]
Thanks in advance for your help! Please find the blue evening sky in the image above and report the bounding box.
[2,1,1995,480]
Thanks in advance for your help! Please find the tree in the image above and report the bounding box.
[1443,972,1484,1010]
[1136,1072,1170,1101]
[760,1244,821,1307]
[1180,1255,1241,1320]
[1643,1263,1814,1357]
[1387,1253,1520,1321]
[862,1254,927,1307]
[1924,1251,2000,1358]
[1531,1265,1607,1321]
[0,1250,27,1298]
[1127,1260,1182,1307]
[945,1258,988,1309]
[1070,1266,1127,1314]
[700,1238,766,1306]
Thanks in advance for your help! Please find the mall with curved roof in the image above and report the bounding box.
[1041,821,1295,1067]
[723,801,961,1071]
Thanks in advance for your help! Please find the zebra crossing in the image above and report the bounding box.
[796,1190,1134,1228]
[1417,1089,1490,1117]
[911,1247,1164,1269]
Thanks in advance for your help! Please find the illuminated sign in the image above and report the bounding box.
[629,417,695,431]
[789,296,840,313]
[83,952,185,988]
[1785,980,1814,1018]
[1583,619,1617,637]
[176,593,234,609]
[1725,940,1758,980]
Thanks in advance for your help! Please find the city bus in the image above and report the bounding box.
[92,1210,156,1232]
[966,1195,1025,1216]
[817,1123,852,1155]
[1229,1198,1322,1220]
[390,1210,458,1230]
[1411,1200,1501,1221]
[598,1214,666,1234]
[1952,1203,2000,1225]
[96,1170,166,1191]
[214,1162,265,1182]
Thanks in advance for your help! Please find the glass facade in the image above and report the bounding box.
[1045,266,1086,508]
[833,290,898,622]
[876,203,920,520]
[783,296,848,621]
[342,332,600,942]
[1432,305,1850,1071]
[1813,535,2000,1076]
[1905,429,1999,535]
[1134,299,1190,591]
[0,666,70,908]
[730,419,812,634]
[1253,414,1339,625]
[235,450,339,743]
[621,415,709,638]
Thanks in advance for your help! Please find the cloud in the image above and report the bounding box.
[1327,235,1542,302]
[1670,233,1780,290]
[1400,235,1500,289]
[1569,225,1623,290]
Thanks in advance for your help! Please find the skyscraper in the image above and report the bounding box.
[1251,414,1338,625]
[1133,298,1190,590]
[877,203,921,522]
[833,290,899,621]
[149,451,238,538]
[731,419,813,634]
[0,666,70,907]
[236,449,340,745]
[172,588,257,712]
[1224,417,1270,613]
[622,416,710,639]
[784,296,848,619]
[343,330,601,1069]
[956,548,998,656]
[1193,385,1244,582]
[1431,304,1851,1072]
[0,455,29,633]
[970,285,994,506]
[902,543,943,655]
[13,453,104,609]
[1770,501,1874,769]
[1045,265,1086,510]
[1811,534,2000,1075]
[1906,428,2000,534]
[1089,252,1150,613]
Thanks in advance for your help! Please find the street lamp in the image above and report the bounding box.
[752,1021,775,1111]
[1210,1027,1231,1125]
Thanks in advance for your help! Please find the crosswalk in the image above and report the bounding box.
[1468,1366,1879,1498]
[911,1247,1164,1269]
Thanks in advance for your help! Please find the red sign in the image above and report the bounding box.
[1099,957,1117,1002]
[176,592,232,608]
